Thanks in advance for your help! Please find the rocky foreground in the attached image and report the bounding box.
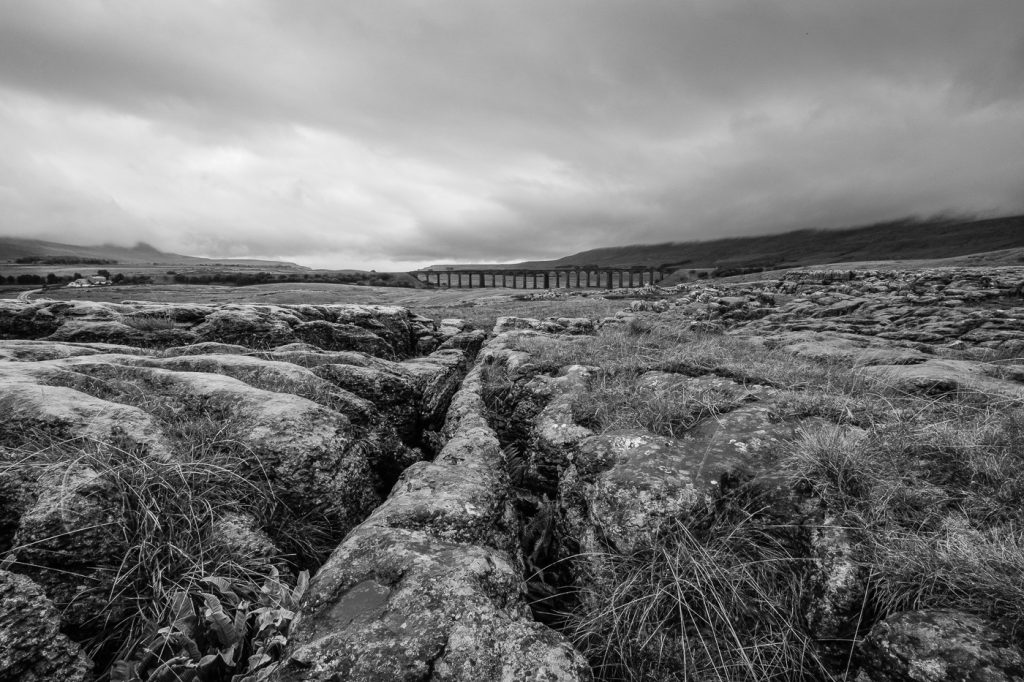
[1,265,1023,681]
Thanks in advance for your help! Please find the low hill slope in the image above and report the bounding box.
[0,237,305,268]
[532,214,1024,270]
[426,214,1024,272]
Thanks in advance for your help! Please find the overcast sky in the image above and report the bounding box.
[1,0,1022,270]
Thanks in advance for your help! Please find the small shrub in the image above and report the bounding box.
[112,567,307,682]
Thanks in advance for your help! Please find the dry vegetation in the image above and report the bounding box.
[478,309,1024,681]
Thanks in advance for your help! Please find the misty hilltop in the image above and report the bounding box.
[0,238,306,268]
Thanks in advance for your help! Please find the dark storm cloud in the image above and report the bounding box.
[0,0,1022,269]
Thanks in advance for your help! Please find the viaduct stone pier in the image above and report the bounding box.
[410,266,666,289]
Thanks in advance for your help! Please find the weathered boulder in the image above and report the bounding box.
[0,300,64,338]
[0,570,92,682]
[857,610,1024,681]
[135,353,377,424]
[35,361,389,539]
[0,339,146,362]
[0,447,36,552]
[192,306,300,347]
[760,332,931,366]
[860,359,1024,399]
[162,341,250,356]
[560,430,705,556]
[0,364,172,456]
[292,320,394,357]
[804,513,869,643]
[436,328,487,353]
[210,511,281,570]
[12,464,128,635]
[311,363,419,441]
[288,303,419,357]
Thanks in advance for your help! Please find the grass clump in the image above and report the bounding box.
[784,402,1024,640]
[569,372,741,438]
[568,479,830,682]
[0,416,308,680]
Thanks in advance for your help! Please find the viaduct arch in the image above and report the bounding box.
[409,266,667,289]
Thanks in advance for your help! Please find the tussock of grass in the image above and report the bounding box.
[568,480,831,682]
[783,401,1024,643]
[569,371,740,438]
[0,393,326,679]
[871,517,1024,633]
[1,431,282,669]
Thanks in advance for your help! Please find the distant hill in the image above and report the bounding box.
[0,237,306,268]
[427,214,1024,272]
[528,214,1024,271]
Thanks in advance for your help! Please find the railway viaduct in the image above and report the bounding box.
[409,266,667,289]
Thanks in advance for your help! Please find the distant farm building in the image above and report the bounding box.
[67,276,110,288]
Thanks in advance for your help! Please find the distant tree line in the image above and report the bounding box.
[1,270,151,286]
[1,267,411,289]
[14,256,118,265]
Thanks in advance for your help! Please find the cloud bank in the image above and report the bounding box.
[1,0,1022,269]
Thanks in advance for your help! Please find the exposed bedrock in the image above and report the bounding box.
[611,266,1024,401]
[481,321,822,547]
[621,265,1024,354]
[0,569,92,682]
[282,351,591,681]
[0,301,483,672]
[0,300,446,357]
[857,609,1024,681]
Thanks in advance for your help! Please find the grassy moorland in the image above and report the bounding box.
[481,313,1024,681]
